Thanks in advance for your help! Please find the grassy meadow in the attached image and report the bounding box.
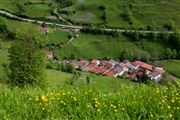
[58,33,167,60]
[165,60,180,78]
[0,79,179,120]
[0,0,53,18]
[61,0,180,29]
[1,0,180,29]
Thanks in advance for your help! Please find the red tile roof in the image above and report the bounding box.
[87,63,97,71]
[155,68,165,74]
[134,61,165,74]
[78,61,86,68]
[104,70,117,77]
[97,67,108,74]
[100,61,113,69]
[134,61,153,70]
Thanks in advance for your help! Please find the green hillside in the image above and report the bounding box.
[58,32,173,61]
[1,0,180,29]
[60,0,180,29]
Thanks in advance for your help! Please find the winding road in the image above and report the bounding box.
[0,10,176,34]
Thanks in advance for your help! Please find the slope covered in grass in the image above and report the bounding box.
[1,0,180,29]
[165,60,180,78]
[0,0,53,18]
[61,0,180,29]
[0,80,179,120]
[58,33,168,60]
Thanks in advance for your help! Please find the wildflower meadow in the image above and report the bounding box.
[0,80,179,120]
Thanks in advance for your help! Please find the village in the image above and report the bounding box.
[61,59,166,83]
[46,50,166,82]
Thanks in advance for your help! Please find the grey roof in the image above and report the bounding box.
[125,62,136,69]
[109,60,119,65]
[81,62,90,70]
[148,72,160,78]
[113,66,124,73]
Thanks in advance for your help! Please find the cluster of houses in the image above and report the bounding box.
[70,60,166,82]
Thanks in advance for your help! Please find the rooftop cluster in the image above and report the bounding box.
[69,60,166,82]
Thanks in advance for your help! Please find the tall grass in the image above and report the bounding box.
[0,81,179,120]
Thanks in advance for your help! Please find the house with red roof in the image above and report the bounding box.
[73,60,166,82]
[133,61,153,70]
[103,70,118,77]
[99,61,113,69]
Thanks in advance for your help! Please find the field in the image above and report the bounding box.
[0,0,53,18]
[60,0,180,29]
[47,28,69,44]
[58,33,167,60]
[165,60,180,78]
[0,77,179,119]
[1,0,180,29]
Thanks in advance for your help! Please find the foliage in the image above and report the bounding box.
[59,63,75,73]
[9,24,46,87]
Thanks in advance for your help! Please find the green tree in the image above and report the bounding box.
[172,49,177,59]
[142,52,150,61]
[9,25,46,87]
[164,48,172,59]
[16,3,25,15]
[64,64,75,73]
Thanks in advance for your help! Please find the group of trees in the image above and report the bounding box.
[58,63,75,73]
[81,26,119,37]
[123,31,180,59]
[121,49,151,61]
[9,25,46,87]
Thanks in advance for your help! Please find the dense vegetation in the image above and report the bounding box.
[9,25,46,87]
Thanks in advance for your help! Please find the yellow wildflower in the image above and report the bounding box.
[35,96,39,101]
[167,106,171,109]
[41,95,47,102]
[169,114,172,118]
[97,109,100,112]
